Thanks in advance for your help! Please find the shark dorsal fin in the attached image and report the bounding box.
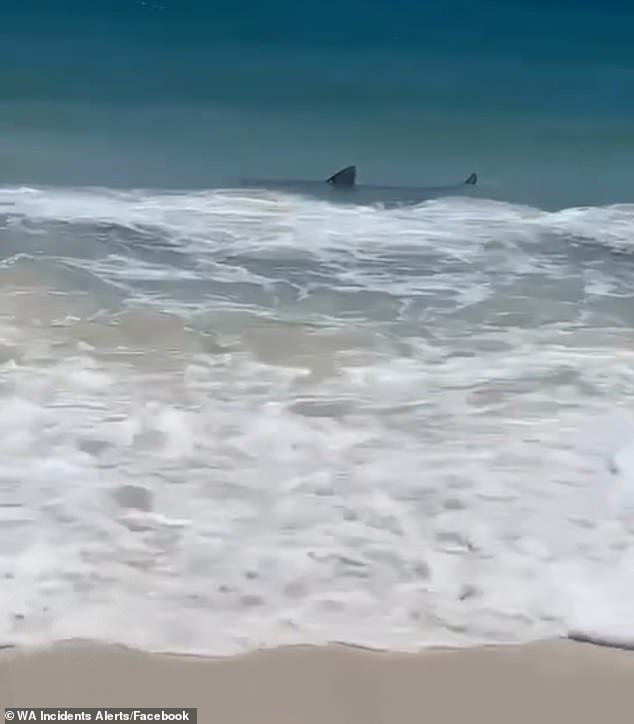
[326,165,356,188]
[465,172,478,185]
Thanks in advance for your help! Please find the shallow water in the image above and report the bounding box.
[1,0,634,654]
[0,186,633,653]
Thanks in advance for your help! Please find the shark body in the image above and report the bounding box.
[239,165,478,206]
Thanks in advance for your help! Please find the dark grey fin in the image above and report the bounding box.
[326,165,356,188]
[465,172,478,185]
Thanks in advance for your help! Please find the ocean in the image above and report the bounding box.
[1,0,634,654]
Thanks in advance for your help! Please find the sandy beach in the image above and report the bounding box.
[1,638,633,723]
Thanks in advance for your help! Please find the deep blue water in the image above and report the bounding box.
[1,0,633,206]
[4,1,634,657]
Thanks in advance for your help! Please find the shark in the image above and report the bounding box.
[239,165,478,206]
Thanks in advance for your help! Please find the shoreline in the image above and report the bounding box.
[2,638,634,723]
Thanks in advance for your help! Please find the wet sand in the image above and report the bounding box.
[2,638,633,723]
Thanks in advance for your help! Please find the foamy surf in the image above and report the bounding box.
[0,184,633,655]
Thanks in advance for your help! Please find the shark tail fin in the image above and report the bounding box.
[326,165,356,188]
[465,172,478,186]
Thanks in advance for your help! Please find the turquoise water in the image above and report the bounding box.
[2,1,634,655]
[1,1,634,205]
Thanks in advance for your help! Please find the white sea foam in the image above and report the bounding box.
[0,185,633,654]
